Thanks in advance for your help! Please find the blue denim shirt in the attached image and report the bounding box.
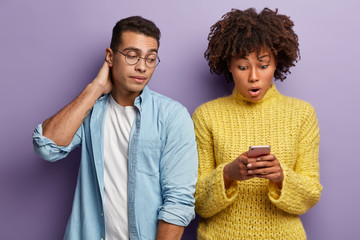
[32,86,198,240]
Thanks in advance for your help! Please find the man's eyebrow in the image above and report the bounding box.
[123,47,158,53]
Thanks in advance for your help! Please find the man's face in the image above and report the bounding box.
[109,31,158,101]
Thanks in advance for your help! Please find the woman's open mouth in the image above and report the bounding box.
[249,88,261,97]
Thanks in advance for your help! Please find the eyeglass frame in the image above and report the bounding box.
[113,49,160,68]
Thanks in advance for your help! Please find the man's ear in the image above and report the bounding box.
[105,48,114,67]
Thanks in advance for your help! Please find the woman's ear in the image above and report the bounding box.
[273,53,278,68]
[105,48,114,67]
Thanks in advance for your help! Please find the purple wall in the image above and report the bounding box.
[1,0,359,239]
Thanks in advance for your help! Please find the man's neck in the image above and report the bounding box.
[111,89,141,107]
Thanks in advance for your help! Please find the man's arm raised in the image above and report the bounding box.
[42,61,112,146]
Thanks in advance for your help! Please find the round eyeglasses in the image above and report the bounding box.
[114,49,160,68]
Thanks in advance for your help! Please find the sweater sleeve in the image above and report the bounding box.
[268,104,322,215]
[192,107,239,218]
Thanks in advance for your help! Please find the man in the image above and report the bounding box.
[33,16,198,240]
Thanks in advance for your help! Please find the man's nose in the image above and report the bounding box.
[135,58,147,72]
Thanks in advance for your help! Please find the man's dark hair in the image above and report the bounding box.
[205,8,300,82]
[110,16,161,50]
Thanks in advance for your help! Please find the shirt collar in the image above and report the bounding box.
[134,86,150,111]
[232,83,279,105]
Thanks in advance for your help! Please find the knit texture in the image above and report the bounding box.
[192,84,322,240]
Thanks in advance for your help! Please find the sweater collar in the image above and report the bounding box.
[232,83,279,105]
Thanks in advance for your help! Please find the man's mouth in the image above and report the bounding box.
[131,76,147,83]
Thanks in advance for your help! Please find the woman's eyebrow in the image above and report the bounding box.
[258,54,270,59]
[258,54,271,62]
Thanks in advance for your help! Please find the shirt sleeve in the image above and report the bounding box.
[32,123,82,162]
[192,107,239,218]
[157,106,198,226]
[268,104,323,215]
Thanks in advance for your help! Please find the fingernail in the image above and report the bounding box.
[256,158,261,161]
[248,170,252,174]
[247,163,252,168]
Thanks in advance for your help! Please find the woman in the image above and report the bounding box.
[192,8,322,240]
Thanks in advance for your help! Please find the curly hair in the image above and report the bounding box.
[110,16,161,50]
[205,8,300,82]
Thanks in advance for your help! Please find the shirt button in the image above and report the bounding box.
[101,213,104,217]
[100,238,104,240]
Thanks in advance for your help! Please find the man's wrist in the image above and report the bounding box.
[87,81,107,97]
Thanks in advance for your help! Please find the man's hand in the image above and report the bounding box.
[156,220,184,240]
[92,60,113,95]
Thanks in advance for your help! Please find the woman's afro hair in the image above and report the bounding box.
[205,8,300,82]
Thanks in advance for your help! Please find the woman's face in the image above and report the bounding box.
[229,49,276,102]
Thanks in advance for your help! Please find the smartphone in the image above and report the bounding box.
[248,145,271,158]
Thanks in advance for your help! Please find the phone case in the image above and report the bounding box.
[248,145,271,158]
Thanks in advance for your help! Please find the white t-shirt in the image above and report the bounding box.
[103,95,136,240]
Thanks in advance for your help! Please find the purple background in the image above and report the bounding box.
[1,0,359,239]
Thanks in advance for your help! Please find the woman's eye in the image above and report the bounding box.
[238,66,247,70]
[260,65,269,69]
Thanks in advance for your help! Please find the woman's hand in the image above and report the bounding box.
[223,152,284,189]
[247,154,284,188]
[223,152,254,188]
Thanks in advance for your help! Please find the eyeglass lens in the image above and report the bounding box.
[125,51,159,67]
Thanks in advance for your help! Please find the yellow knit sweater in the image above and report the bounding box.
[192,84,322,240]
